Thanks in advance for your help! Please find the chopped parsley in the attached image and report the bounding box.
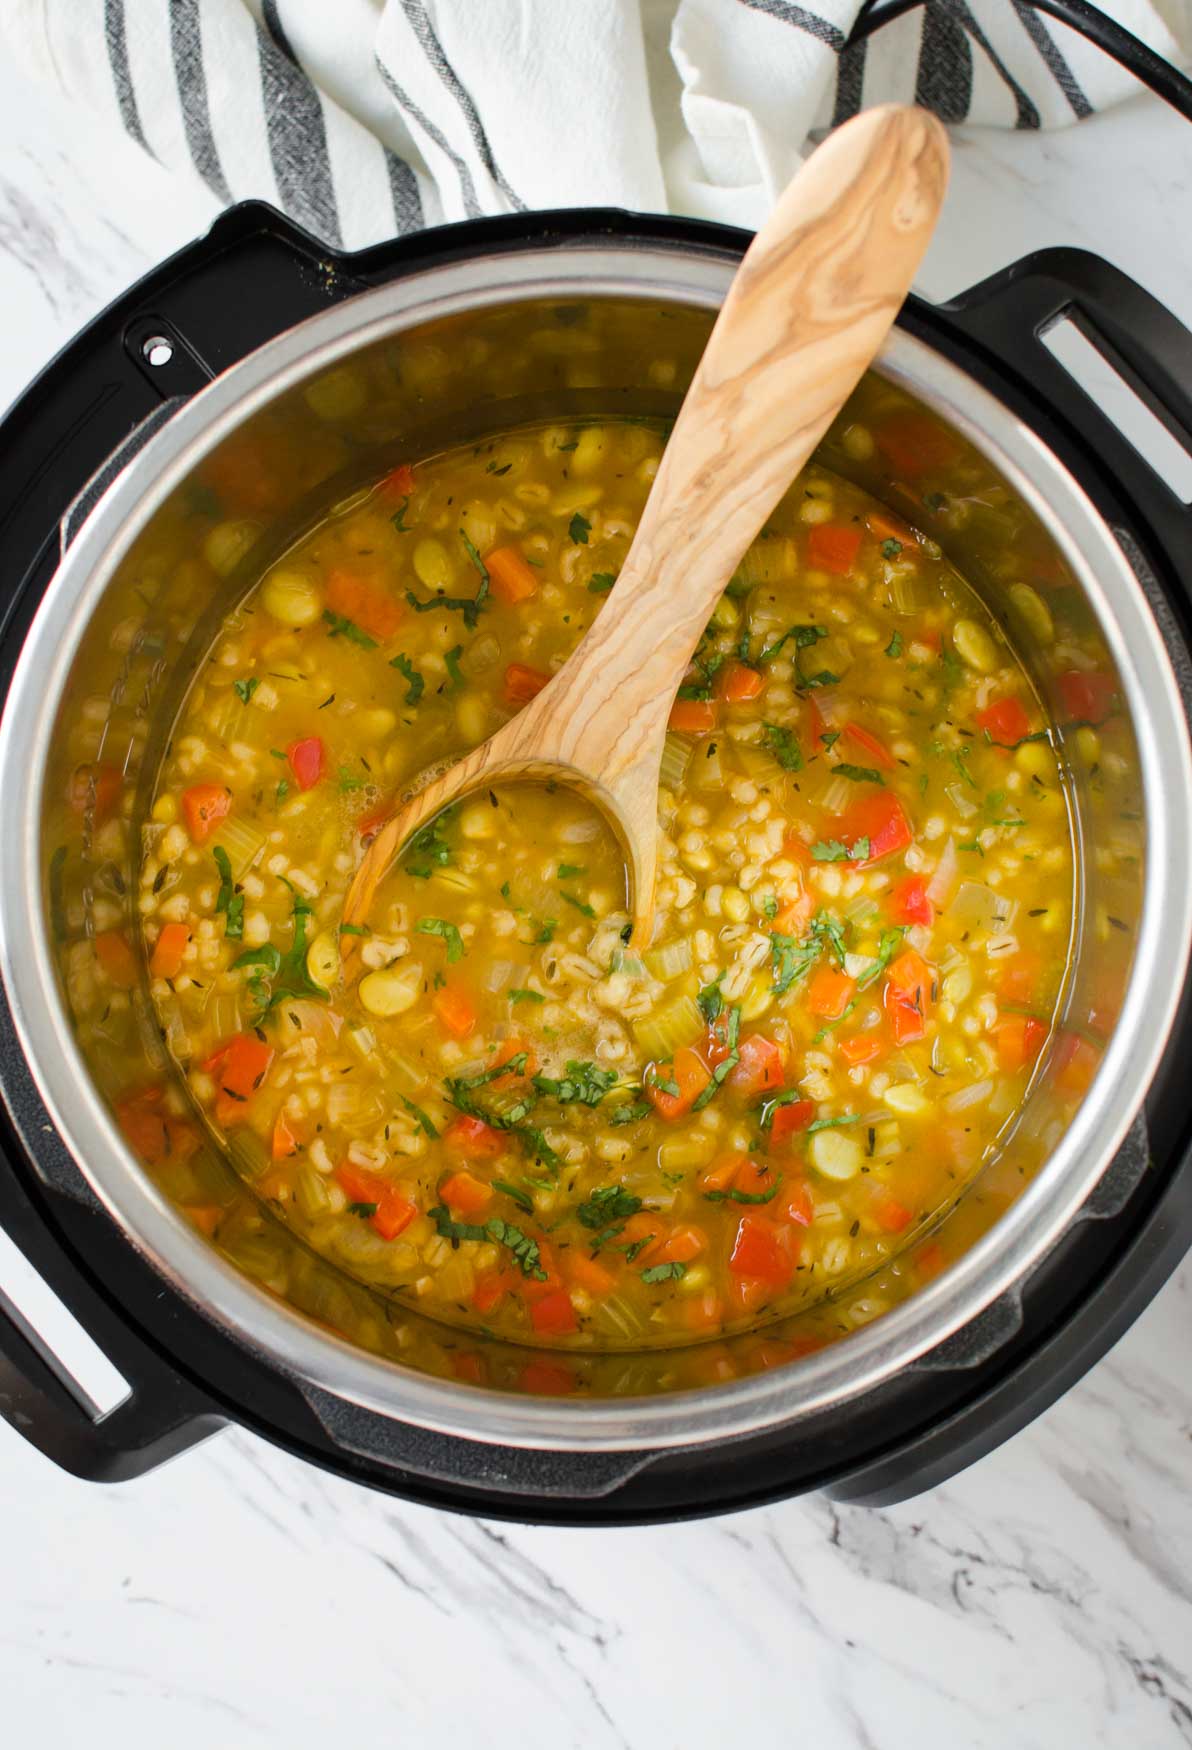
[704,1176,782,1206]
[806,1113,859,1134]
[881,537,903,559]
[608,1100,651,1126]
[444,644,465,689]
[763,722,803,771]
[492,1178,534,1213]
[428,1205,546,1279]
[588,572,616,594]
[233,677,259,704]
[810,836,870,862]
[323,609,377,649]
[576,1185,643,1229]
[415,917,465,963]
[405,811,454,880]
[641,1262,687,1284]
[390,652,424,704]
[212,845,244,941]
[509,988,545,1005]
[758,623,826,663]
[697,973,725,1025]
[532,1061,618,1107]
[834,763,883,786]
[568,512,592,545]
[692,1004,741,1110]
[337,766,366,792]
[885,630,904,659]
[558,863,586,879]
[347,1201,378,1219]
[560,891,595,918]
[399,1094,438,1139]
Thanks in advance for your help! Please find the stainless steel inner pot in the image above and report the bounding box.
[1,240,1189,1453]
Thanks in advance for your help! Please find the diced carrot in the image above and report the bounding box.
[286,736,325,791]
[976,696,1032,747]
[883,949,935,1046]
[716,661,765,703]
[780,1179,814,1227]
[914,1240,948,1282]
[681,1290,725,1334]
[504,662,551,704]
[1058,668,1115,724]
[519,1358,576,1395]
[486,545,539,605]
[530,1289,578,1337]
[440,1170,493,1217]
[490,1036,538,1080]
[94,930,138,989]
[654,1225,708,1264]
[726,1273,777,1318]
[214,1033,275,1125]
[700,1152,748,1194]
[772,891,814,936]
[915,627,942,655]
[334,1161,417,1241]
[149,922,190,981]
[890,874,933,927]
[645,1045,711,1120]
[668,697,719,734]
[733,1160,779,1201]
[181,783,232,845]
[443,1114,503,1158]
[843,720,896,770]
[117,1087,201,1168]
[839,1033,884,1066]
[325,568,404,641]
[728,1215,796,1287]
[727,1033,785,1096]
[380,462,415,498]
[565,1250,617,1296]
[995,1013,1048,1073]
[997,951,1042,1007]
[271,1112,301,1159]
[806,964,856,1020]
[873,1194,914,1234]
[183,1204,223,1238]
[835,790,914,864]
[452,1351,486,1386]
[875,412,958,479]
[753,1338,802,1370]
[68,761,123,826]
[616,1213,665,1264]
[770,1100,815,1148]
[433,986,477,1038]
[865,508,919,547]
[807,523,863,575]
[472,1269,515,1315]
[807,695,829,746]
[200,432,286,515]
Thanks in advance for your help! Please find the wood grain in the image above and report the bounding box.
[343,104,950,944]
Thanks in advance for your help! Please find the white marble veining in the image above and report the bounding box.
[0,57,1190,1750]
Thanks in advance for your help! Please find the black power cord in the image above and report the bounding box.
[846,0,1192,125]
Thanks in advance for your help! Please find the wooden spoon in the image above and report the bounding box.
[343,104,949,946]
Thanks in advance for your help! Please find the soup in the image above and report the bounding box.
[121,416,1085,1348]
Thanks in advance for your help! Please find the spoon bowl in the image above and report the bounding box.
[343,103,950,945]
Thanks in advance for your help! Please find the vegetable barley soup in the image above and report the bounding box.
[122,415,1088,1350]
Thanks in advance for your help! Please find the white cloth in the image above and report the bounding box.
[3,0,1189,246]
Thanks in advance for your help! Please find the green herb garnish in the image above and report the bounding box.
[213,845,244,941]
[568,512,591,545]
[588,572,616,594]
[233,677,259,704]
[834,763,883,786]
[509,988,545,1005]
[323,609,377,649]
[415,917,465,963]
[391,652,424,704]
[764,722,803,771]
[641,1262,687,1284]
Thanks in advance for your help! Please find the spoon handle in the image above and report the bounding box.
[540,104,949,783]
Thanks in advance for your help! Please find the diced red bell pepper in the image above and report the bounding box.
[335,1160,417,1241]
[452,1351,487,1386]
[519,1358,576,1394]
[882,949,935,1046]
[380,462,415,498]
[472,1268,516,1316]
[728,1215,796,1288]
[1057,668,1115,725]
[181,783,232,844]
[271,1112,301,1159]
[286,737,325,791]
[890,874,933,927]
[873,1194,914,1234]
[875,412,959,479]
[997,952,1042,1007]
[836,790,914,864]
[727,1034,785,1097]
[68,761,123,826]
[117,1087,201,1167]
[807,523,863,575]
[780,1179,814,1226]
[94,930,139,990]
[843,720,896,770]
[668,697,719,734]
[976,695,1032,747]
[770,1099,815,1148]
[443,1114,503,1158]
[645,1045,712,1120]
[504,662,551,705]
[529,1289,578,1337]
[716,661,766,703]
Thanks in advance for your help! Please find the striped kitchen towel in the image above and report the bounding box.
[3,0,1188,247]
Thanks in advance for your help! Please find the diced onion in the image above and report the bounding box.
[944,783,978,819]
[926,837,959,907]
[480,958,526,994]
[943,1077,994,1113]
[952,881,1016,935]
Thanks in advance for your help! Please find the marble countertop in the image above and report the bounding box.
[0,56,1190,1750]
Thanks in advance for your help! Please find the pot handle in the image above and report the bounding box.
[938,247,1192,580]
[0,1145,224,1481]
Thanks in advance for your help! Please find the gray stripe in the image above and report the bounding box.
[1011,0,1092,119]
[255,9,343,245]
[262,0,297,64]
[169,0,232,202]
[737,0,846,53]
[384,147,424,234]
[832,37,867,125]
[398,0,526,210]
[103,0,148,152]
[916,2,972,125]
[375,52,481,219]
[948,0,1041,130]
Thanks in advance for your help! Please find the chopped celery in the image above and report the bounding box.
[215,816,267,879]
[227,1129,270,1181]
[610,947,647,978]
[384,1048,433,1095]
[633,994,703,1059]
[690,738,727,792]
[659,732,692,793]
[294,1160,333,1220]
[643,937,693,982]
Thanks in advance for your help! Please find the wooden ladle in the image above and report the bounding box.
[343,104,949,946]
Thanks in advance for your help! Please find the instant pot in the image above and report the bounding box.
[0,200,1191,1523]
